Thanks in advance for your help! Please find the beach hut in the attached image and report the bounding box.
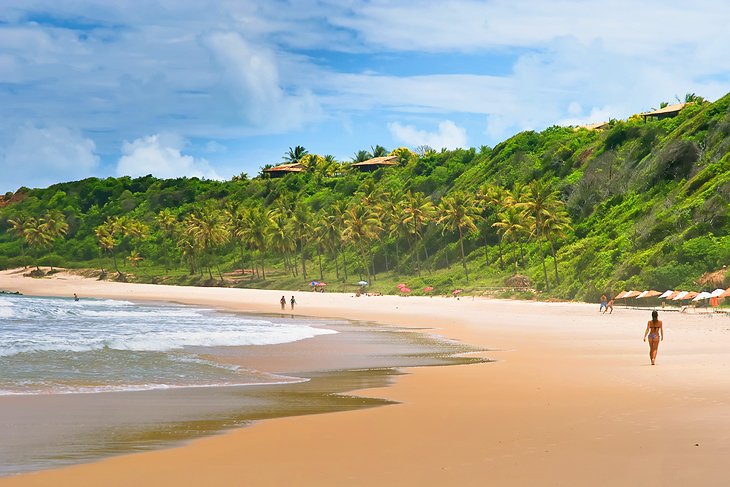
[263,163,305,178]
[351,156,399,172]
[640,102,686,122]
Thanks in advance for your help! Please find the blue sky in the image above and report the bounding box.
[1,0,729,193]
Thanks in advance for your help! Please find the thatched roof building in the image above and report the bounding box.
[351,155,398,171]
[263,163,305,178]
[640,103,686,121]
[577,121,610,131]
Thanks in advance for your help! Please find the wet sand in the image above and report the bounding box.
[1,269,730,486]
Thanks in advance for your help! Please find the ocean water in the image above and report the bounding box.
[0,294,336,395]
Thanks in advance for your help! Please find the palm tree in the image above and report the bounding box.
[8,215,33,261]
[184,208,229,280]
[156,209,178,271]
[23,218,53,270]
[331,200,350,281]
[352,150,370,163]
[319,206,344,280]
[96,217,122,275]
[267,207,296,276]
[127,250,143,267]
[478,185,514,270]
[370,145,388,158]
[343,204,381,281]
[311,210,329,281]
[225,205,250,275]
[437,192,480,282]
[379,188,405,273]
[288,205,312,280]
[283,146,308,164]
[402,191,435,276]
[246,206,270,280]
[491,206,525,274]
[519,180,562,291]
[541,207,572,285]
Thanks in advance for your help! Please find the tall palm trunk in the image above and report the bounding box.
[334,248,340,280]
[549,237,559,284]
[497,236,504,270]
[317,244,323,281]
[300,238,307,280]
[238,243,246,275]
[458,227,469,283]
[540,240,550,291]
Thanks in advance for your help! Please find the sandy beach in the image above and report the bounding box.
[1,269,730,486]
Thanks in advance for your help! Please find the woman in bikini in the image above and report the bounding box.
[642,310,663,365]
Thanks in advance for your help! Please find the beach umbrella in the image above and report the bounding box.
[684,291,699,300]
[310,281,318,287]
[637,290,661,299]
[400,287,411,293]
[658,290,674,299]
[623,290,641,299]
[357,280,369,286]
[692,291,712,302]
[719,288,730,298]
[397,283,407,288]
[614,291,628,299]
[452,289,463,296]
[315,282,327,287]
[710,288,726,297]
[424,286,434,293]
[671,291,689,301]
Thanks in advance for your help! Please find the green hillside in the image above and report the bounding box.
[1,94,729,301]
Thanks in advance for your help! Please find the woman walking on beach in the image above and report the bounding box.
[643,310,663,365]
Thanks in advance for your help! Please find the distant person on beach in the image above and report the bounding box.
[603,299,614,314]
[290,296,296,310]
[73,293,79,302]
[642,310,664,365]
[280,295,286,310]
[599,295,607,312]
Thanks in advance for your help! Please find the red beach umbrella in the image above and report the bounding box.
[452,289,463,296]
[397,283,407,289]
[400,287,411,293]
[315,282,327,287]
[424,286,434,293]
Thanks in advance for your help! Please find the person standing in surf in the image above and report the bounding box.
[280,296,286,310]
[290,296,296,310]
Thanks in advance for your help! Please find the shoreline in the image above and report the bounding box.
[2,269,730,485]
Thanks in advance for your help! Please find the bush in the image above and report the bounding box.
[642,262,700,290]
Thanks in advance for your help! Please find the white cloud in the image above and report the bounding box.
[389,120,467,150]
[116,134,222,180]
[201,31,322,132]
[0,124,99,192]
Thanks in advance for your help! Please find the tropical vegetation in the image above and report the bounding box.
[1,93,729,301]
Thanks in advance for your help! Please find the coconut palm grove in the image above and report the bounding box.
[1,94,729,301]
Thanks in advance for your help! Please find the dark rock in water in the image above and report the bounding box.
[0,290,23,295]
